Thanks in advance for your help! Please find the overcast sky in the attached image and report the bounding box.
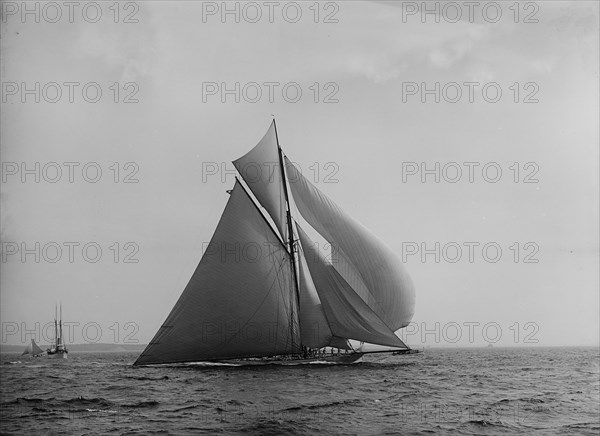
[1,1,598,347]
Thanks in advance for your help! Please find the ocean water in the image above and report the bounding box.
[1,347,598,435]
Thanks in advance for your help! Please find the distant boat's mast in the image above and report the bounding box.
[273,119,301,350]
[59,303,63,347]
[54,303,58,348]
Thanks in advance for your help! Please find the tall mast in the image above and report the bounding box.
[54,304,58,347]
[273,119,301,351]
[59,303,63,346]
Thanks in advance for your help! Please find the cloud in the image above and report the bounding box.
[73,9,157,83]
[347,55,407,84]
[427,24,491,70]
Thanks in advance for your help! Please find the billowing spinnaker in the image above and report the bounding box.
[233,121,287,241]
[135,181,300,365]
[297,225,408,349]
[285,157,415,331]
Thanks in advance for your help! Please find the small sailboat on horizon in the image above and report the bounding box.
[135,121,417,366]
[22,339,45,358]
[46,304,68,359]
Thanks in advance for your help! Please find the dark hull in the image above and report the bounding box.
[218,352,364,366]
[46,350,68,359]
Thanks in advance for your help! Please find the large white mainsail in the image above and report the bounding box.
[135,181,300,365]
[284,156,416,332]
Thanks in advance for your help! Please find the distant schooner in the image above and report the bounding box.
[134,121,416,365]
[47,304,68,359]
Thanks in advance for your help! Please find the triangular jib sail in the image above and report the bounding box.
[135,122,415,365]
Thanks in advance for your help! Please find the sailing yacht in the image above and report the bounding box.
[135,121,416,366]
[47,304,68,359]
[22,339,45,358]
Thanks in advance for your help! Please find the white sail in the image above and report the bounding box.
[22,339,44,356]
[233,121,288,241]
[21,342,32,355]
[32,339,44,355]
[135,181,300,365]
[285,157,415,331]
[296,225,408,349]
[135,122,417,365]
[296,244,336,348]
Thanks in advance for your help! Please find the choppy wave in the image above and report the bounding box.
[1,347,598,435]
